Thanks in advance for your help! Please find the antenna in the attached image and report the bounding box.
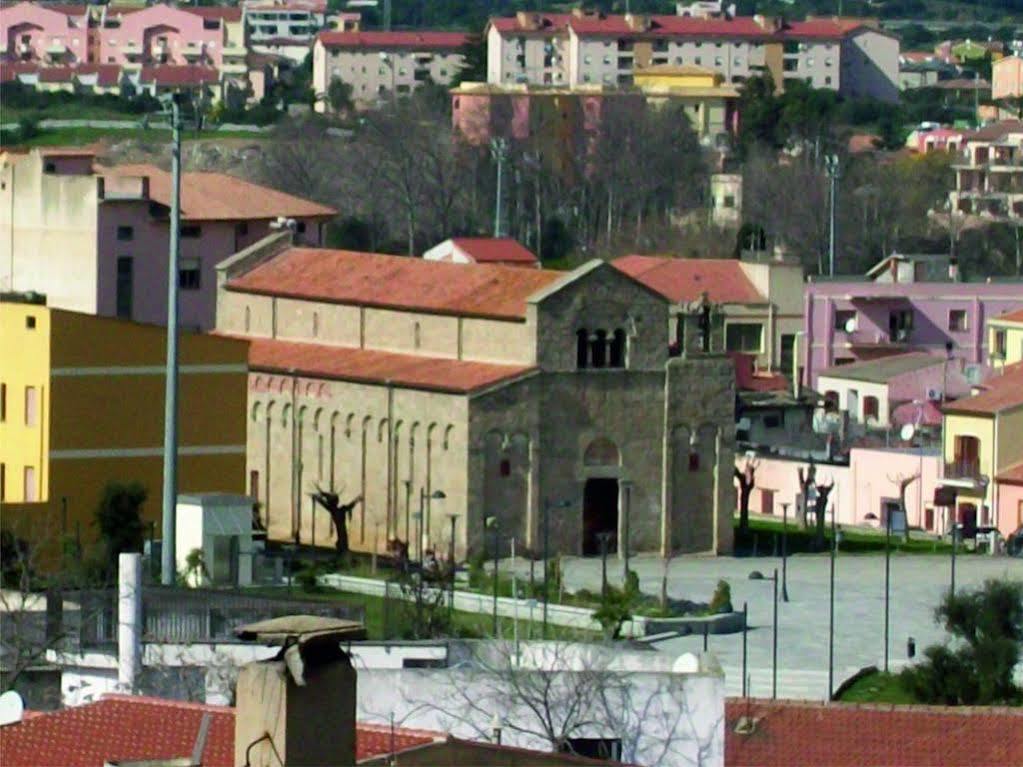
[0,691,24,727]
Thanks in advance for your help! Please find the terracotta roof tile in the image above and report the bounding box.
[994,307,1023,323]
[227,247,564,320]
[0,694,441,767]
[450,236,538,264]
[995,460,1023,484]
[186,6,243,21]
[99,164,336,221]
[725,698,1023,767]
[317,30,470,49]
[942,362,1023,416]
[613,255,764,304]
[246,337,535,393]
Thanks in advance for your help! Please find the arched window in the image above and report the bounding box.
[609,329,627,368]
[312,311,319,337]
[251,401,262,423]
[591,329,608,369]
[576,329,589,369]
[281,403,292,427]
[584,437,620,466]
[863,396,880,422]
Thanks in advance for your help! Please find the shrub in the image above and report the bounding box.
[709,579,733,614]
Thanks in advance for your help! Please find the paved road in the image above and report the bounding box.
[560,552,1023,700]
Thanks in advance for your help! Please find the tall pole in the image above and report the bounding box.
[828,500,836,699]
[825,154,840,277]
[780,502,790,602]
[448,514,457,622]
[950,519,957,596]
[492,518,500,637]
[491,138,507,238]
[542,499,549,639]
[741,601,748,698]
[772,568,779,700]
[884,505,891,672]
[598,532,610,599]
[160,95,182,586]
[622,483,631,580]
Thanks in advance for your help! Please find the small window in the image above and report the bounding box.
[0,383,6,421]
[44,162,57,174]
[499,458,511,477]
[949,310,967,332]
[296,221,307,234]
[834,357,855,366]
[723,195,735,208]
[237,222,249,236]
[24,386,37,427]
[863,395,880,421]
[180,225,201,238]
[25,316,36,329]
[178,258,200,290]
[24,466,36,502]
[688,452,700,472]
[994,329,1007,357]
[117,225,134,241]
[116,256,133,319]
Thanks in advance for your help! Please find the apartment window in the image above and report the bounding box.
[825,57,833,67]
[25,315,36,329]
[117,225,134,241]
[116,256,133,319]
[0,383,6,421]
[825,76,832,85]
[863,396,880,422]
[725,323,763,353]
[889,309,914,341]
[688,452,700,472]
[675,56,683,64]
[807,57,815,67]
[993,329,1007,358]
[24,386,37,427]
[180,225,202,238]
[24,466,37,502]
[783,59,798,72]
[178,258,201,290]
[0,463,4,501]
[834,310,856,331]
[44,162,56,174]
[733,57,742,66]
[949,310,968,331]
[584,55,592,65]
[694,56,702,65]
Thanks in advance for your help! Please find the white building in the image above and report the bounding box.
[243,0,357,44]
[486,10,899,101]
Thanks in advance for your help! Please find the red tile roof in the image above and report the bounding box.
[227,247,564,321]
[995,460,1023,485]
[38,66,74,83]
[247,337,535,393]
[185,6,243,21]
[613,255,764,304]
[39,3,88,16]
[317,30,470,49]
[942,362,1023,416]
[139,65,220,87]
[994,307,1023,323]
[0,694,441,767]
[725,698,1023,767]
[75,63,122,86]
[99,164,337,221]
[451,236,538,265]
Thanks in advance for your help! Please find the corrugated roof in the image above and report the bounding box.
[943,362,1023,416]
[99,164,336,221]
[0,694,441,767]
[612,255,764,304]
[451,237,538,264]
[247,337,535,393]
[817,352,944,383]
[317,30,470,49]
[227,247,564,320]
[725,698,1023,767]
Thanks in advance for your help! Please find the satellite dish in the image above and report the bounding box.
[900,423,916,442]
[0,690,24,727]
[844,318,857,334]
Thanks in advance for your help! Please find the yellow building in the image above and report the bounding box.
[0,292,249,565]
[987,308,1023,371]
[939,362,1023,536]
[633,65,739,138]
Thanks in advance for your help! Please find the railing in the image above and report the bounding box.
[944,458,982,482]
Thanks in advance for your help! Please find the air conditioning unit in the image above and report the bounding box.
[926,387,942,401]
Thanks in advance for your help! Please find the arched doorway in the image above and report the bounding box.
[582,438,620,556]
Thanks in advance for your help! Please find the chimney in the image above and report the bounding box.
[234,617,365,767]
[117,552,142,692]
[948,257,959,281]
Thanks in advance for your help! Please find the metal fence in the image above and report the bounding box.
[72,587,364,648]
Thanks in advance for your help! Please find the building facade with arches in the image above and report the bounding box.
[216,234,736,560]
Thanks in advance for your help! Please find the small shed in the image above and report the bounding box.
[175,493,255,587]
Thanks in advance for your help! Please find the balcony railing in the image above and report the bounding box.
[945,458,982,482]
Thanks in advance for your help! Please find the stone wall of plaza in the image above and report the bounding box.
[220,255,736,558]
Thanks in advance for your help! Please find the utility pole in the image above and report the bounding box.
[160,93,183,586]
[828,494,837,699]
[491,138,509,238]
[825,154,841,277]
[884,503,892,672]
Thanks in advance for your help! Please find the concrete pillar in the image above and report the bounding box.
[118,552,142,690]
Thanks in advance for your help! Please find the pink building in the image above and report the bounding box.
[95,4,241,69]
[995,462,1023,537]
[1,149,336,331]
[913,127,971,154]
[1,2,90,66]
[738,447,946,533]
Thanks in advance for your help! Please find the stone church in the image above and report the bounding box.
[215,233,736,560]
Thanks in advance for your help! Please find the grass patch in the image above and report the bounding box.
[736,516,964,556]
[837,670,918,704]
[0,126,270,148]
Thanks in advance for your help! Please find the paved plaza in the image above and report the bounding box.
[560,552,1023,700]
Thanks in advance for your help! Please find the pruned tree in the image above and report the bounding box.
[798,461,834,549]
[733,457,760,534]
[888,472,920,542]
[310,487,362,560]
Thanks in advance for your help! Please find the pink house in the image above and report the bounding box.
[995,462,1023,537]
[738,447,947,534]
[1,2,90,66]
[96,4,236,69]
[914,127,971,154]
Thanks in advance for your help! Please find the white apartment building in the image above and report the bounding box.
[949,124,1023,220]
[486,10,899,101]
[244,0,357,43]
[313,30,468,108]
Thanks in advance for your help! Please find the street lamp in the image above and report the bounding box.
[749,568,780,699]
[486,515,500,636]
[411,511,422,565]
[447,512,458,620]
[417,488,445,566]
[825,153,842,277]
[779,502,790,602]
[597,531,614,599]
[542,498,571,639]
[490,137,509,238]
[621,481,633,580]
[828,496,837,700]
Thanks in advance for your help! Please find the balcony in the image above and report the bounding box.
[222,61,247,75]
[942,458,987,490]
[123,40,142,55]
[46,41,68,56]
[222,44,247,59]
[182,42,206,60]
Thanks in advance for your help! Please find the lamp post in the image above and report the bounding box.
[490,137,509,238]
[884,497,892,672]
[621,481,633,580]
[825,153,842,277]
[411,511,422,566]
[828,494,837,700]
[487,515,499,636]
[447,512,458,621]
[160,92,185,586]
[749,568,780,699]
[542,498,571,639]
[780,502,790,602]
[403,480,412,548]
[597,531,613,599]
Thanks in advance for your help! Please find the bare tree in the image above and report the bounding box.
[797,461,834,549]
[888,472,920,543]
[733,457,760,535]
[310,487,362,560]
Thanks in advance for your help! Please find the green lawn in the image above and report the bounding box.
[0,126,270,148]
[837,670,919,704]
[736,517,964,556]
[3,104,140,122]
